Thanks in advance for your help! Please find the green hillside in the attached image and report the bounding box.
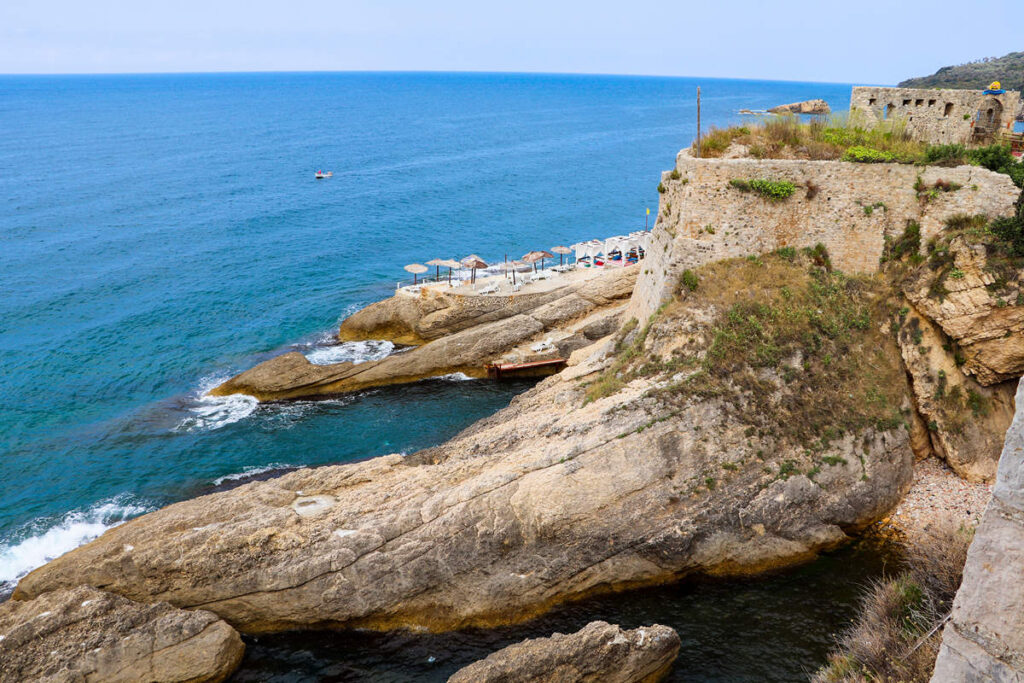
[899,51,1024,91]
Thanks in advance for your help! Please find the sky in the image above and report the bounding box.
[2,1,1022,84]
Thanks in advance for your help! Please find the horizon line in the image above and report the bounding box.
[0,67,882,87]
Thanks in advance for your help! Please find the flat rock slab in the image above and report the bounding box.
[447,621,680,683]
[0,585,244,683]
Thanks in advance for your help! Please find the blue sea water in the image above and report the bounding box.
[0,71,857,660]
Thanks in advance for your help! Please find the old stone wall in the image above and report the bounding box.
[628,152,1018,321]
[850,86,1021,144]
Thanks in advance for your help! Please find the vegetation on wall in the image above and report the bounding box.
[728,178,797,201]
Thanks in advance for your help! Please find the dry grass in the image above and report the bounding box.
[693,112,928,163]
[814,519,974,683]
[586,251,909,451]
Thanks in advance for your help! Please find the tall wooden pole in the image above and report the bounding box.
[696,86,702,159]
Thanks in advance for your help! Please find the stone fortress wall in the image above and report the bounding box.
[628,150,1019,321]
[850,86,1021,144]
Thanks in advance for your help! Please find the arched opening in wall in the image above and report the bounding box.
[884,103,895,120]
[943,102,954,116]
[973,98,1005,141]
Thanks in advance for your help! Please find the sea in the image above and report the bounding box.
[1,72,873,680]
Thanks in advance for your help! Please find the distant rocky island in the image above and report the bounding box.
[899,50,1024,92]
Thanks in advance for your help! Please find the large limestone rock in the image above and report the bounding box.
[768,99,830,115]
[931,377,1024,681]
[339,267,637,345]
[895,303,1016,481]
[15,262,913,635]
[447,621,681,683]
[0,585,244,683]
[213,268,636,400]
[903,235,1024,386]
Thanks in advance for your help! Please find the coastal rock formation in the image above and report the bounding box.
[895,305,1015,481]
[447,621,681,683]
[0,585,243,683]
[15,256,913,635]
[768,99,830,115]
[902,235,1024,386]
[631,153,1018,321]
[212,267,635,400]
[930,377,1024,682]
[339,267,636,345]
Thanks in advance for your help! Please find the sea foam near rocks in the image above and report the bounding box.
[176,373,260,432]
[304,339,394,366]
[0,495,152,595]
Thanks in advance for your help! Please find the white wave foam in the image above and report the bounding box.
[437,372,475,381]
[175,374,259,432]
[0,496,152,592]
[305,340,394,366]
[212,463,294,486]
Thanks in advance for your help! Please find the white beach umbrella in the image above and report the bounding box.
[404,263,428,285]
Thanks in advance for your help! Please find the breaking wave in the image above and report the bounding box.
[0,495,153,594]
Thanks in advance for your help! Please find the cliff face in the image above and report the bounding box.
[931,377,1024,681]
[630,153,1018,322]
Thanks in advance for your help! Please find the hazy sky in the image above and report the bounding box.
[2,1,1022,83]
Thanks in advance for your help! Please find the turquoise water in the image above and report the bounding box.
[0,72,852,595]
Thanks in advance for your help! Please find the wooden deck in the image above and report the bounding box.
[486,358,567,379]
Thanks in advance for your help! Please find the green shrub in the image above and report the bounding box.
[924,143,968,166]
[843,146,895,163]
[657,182,666,194]
[881,221,921,263]
[969,143,1016,172]
[680,269,699,292]
[730,178,797,201]
[670,168,681,180]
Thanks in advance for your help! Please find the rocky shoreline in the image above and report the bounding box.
[6,123,1024,681]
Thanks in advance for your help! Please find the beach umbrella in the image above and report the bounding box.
[435,258,462,284]
[523,250,555,271]
[501,259,527,286]
[552,245,572,266]
[404,263,428,285]
[425,258,450,282]
[461,255,488,284]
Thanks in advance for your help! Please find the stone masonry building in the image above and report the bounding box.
[850,86,1021,144]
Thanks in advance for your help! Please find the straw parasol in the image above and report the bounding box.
[433,258,462,284]
[404,262,428,285]
[523,250,555,271]
[501,259,527,286]
[552,245,572,266]
[461,255,488,284]
[426,258,451,282]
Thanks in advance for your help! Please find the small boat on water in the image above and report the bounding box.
[315,170,333,179]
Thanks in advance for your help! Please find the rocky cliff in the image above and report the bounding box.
[930,377,1024,681]
[15,254,912,636]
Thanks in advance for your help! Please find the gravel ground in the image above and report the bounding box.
[882,457,993,536]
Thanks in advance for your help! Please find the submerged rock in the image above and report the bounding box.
[0,585,243,683]
[931,377,1024,681]
[15,257,913,635]
[447,621,680,683]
